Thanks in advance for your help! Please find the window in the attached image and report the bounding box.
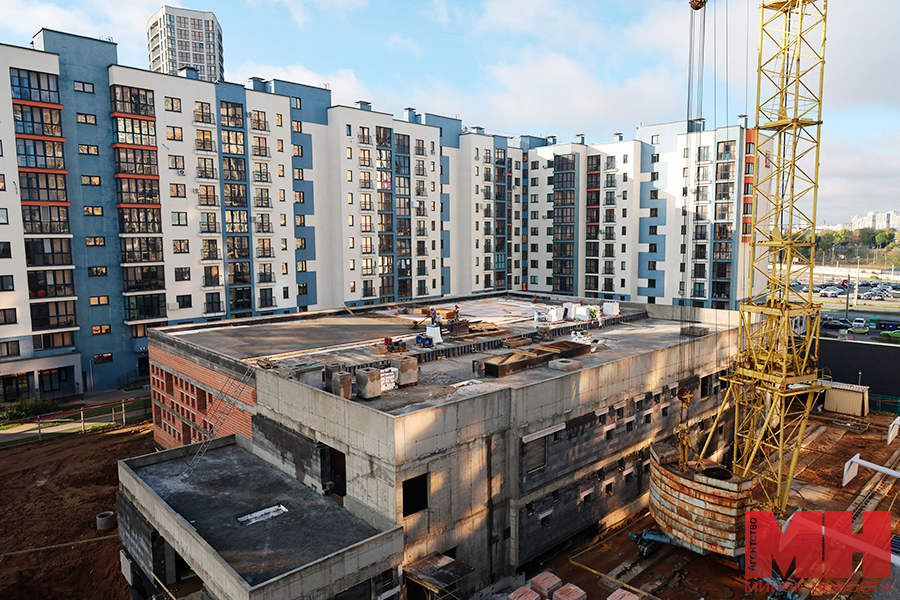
[276,114,283,127]
[74,81,94,93]
[168,155,185,170]
[0,340,19,357]
[92,324,111,335]
[88,266,106,277]
[524,438,547,473]
[0,307,15,324]
[0,209,6,224]
[173,240,189,253]
[78,145,99,155]
[292,120,302,133]
[93,353,113,364]
[0,243,10,258]
[651,134,659,144]
[74,112,95,125]
[650,172,659,181]
[174,267,191,281]
[164,97,182,112]
[171,212,188,226]
[294,168,304,180]
[0,275,12,291]
[650,208,658,217]
[81,176,100,186]
[85,237,105,246]
[90,295,109,306]
[176,294,192,309]
[402,473,429,517]
[84,206,103,216]
[170,184,186,198]
[166,126,183,141]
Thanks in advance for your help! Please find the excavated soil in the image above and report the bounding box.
[0,422,154,600]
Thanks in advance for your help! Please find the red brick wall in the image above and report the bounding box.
[149,345,256,448]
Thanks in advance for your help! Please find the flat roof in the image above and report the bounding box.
[155,297,733,415]
[132,444,380,586]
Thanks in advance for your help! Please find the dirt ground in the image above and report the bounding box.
[0,422,154,600]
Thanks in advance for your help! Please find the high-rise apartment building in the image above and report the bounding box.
[851,211,900,231]
[147,6,223,82]
[0,28,764,402]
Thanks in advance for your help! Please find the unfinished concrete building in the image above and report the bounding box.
[118,296,742,600]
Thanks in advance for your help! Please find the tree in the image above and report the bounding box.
[875,230,895,248]
[816,230,836,250]
[834,229,850,245]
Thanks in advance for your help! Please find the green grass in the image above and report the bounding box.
[0,398,150,431]
[0,414,151,449]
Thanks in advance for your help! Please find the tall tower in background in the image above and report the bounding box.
[146,6,223,82]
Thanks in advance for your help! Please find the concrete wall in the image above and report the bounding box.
[118,434,404,600]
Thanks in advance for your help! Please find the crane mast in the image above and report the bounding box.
[698,0,828,516]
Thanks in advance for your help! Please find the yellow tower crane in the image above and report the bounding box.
[693,0,828,516]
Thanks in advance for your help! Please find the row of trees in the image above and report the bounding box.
[815,228,896,251]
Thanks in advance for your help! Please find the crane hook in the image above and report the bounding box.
[689,0,708,10]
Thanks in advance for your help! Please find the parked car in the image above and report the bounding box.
[882,330,900,339]
[822,317,852,330]
[861,292,884,301]
[852,318,867,328]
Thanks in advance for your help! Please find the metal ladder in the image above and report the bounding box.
[181,364,255,477]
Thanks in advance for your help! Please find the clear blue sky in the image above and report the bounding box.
[1,0,897,226]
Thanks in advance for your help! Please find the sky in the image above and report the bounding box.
[0,0,897,226]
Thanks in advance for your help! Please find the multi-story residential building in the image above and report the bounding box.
[146,6,223,82]
[0,27,767,402]
[851,211,900,231]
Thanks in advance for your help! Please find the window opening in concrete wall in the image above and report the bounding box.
[321,444,347,497]
[524,437,547,473]
[700,374,713,398]
[402,473,428,517]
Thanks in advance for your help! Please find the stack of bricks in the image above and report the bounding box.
[530,572,563,600]
[508,588,540,600]
[552,584,587,600]
[607,590,640,600]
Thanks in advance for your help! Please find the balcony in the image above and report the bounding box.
[200,222,219,234]
[376,135,392,147]
[359,157,372,167]
[198,196,219,208]
[694,231,709,240]
[602,268,615,275]
[194,111,214,125]
[257,272,275,283]
[379,286,393,297]
[254,196,272,209]
[24,222,69,234]
[602,232,616,241]
[483,153,491,163]
[416,167,427,177]
[197,167,217,180]
[28,283,75,298]
[253,171,272,183]
[416,248,427,257]
[358,134,371,145]
[223,169,246,181]
[604,198,616,206]
[717,151,733,160]
[603,252,615,258]
[360,180,373,189]
[255,223,273,234]
[602,285,614,293]
[378,243,393,254]
[256,248,274,259]
[415,189,427,197]
[224,195,247,207]
[603,217,616,224]
[201,250,223,261]
[692,252,707,260]
[195,140,215,152]
[203,301,225,315]
[415,207,428,217]
[362,288,376,298]
[252,145,271,158]
[415,146,426,156]
[483,208,492,218]
[415,227,427,237]
[251,119,269,132]
[416,268,428,277]
[712,292,731,300]
[203,276,221,287]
